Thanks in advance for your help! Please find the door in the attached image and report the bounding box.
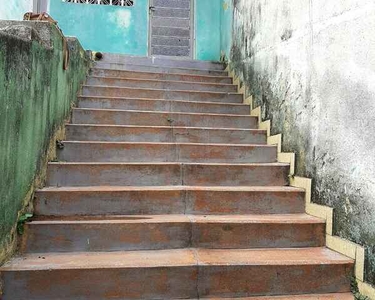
[149,0,194,58]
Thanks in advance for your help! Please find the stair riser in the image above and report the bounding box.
[46,164,290,187]
[90,69,232,84]
[86,77,237,93]
[1,264,351,299]
[78,98,250,115]
[66,126,267,144]
[57,143,277,163]
[198,264,352,297]
[82,86,243,103]
[1,267,198,300]
[97,55,225,71]
[95,63,228,76]
[72,110,257,129]
[23,222,325,253]
[34,189,305,216]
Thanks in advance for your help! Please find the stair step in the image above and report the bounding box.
[46,162,290,187]
[66,124,267,144]
[22,214,325,253]
[94,62,228,76]
[199,294,354,299]
[86,76,237,92]
[0,248,353,299]
[72,109,257,128]
[78,96,250,114]
[82,85,243,103]
[90,68,233,83]
[34,186,305,216]
[98,54,225,71]
[57,142,277,163]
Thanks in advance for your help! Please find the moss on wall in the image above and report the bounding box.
[0,21,90,263]
[230,0,375,286]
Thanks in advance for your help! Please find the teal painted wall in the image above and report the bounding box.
[195,0,221,61]
[49,0,148,55]
[195,0,233,62]
[220,0,233,61]
[0,0,32,20]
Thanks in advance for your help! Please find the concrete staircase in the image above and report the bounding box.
[0,56,354,299]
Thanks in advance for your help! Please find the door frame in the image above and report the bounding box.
[148,0,195,59]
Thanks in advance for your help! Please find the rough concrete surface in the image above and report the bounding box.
[230,0,375,284]
[0,21,90,264]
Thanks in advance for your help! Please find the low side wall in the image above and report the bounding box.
[0,21,90,263]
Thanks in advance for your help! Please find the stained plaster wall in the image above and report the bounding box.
[230,0,375,285]
[0,20,90,263]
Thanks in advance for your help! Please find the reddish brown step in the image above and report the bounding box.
[90,68,233,84]
[78,97,250,115]
[81,85,243,103]
[0,248,353,299]
[93,63,228,76]
[66,125,267,144]
[72,108,257,129]
[21,214,325,253]
[57,142,277,163]
[46,162,290,187]
[199,294,354,299]
[34,186,305,216]
[86,76,238,92]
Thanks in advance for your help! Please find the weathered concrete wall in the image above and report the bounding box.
[230,0,375,285]
[0,0,32,20]
[0,21,90,263]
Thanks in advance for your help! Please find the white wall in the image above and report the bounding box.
[230,0,375,284]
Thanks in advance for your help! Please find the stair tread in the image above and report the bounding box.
[94,63,228,74]
[83,84,240,95]
[29,213,324,224]
[88,75,235,87]
[37,185,304,192]
[91,67,231,79]
[66,123,265,131]
[78,95,248,107]
[48,162,289,166]
[2,247,353,271]
[199,293,354,299]
[73,107,252,117]
[61,141,273,147]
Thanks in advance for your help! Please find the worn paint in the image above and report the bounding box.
[195,0,233,61]
[0,21,89,263]
[230,0,375,286]
[220,0,233,61]
[195,0,221,61]
[49,0,148,55]
[0,0,32,20]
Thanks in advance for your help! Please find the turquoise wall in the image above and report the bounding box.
[49,0,148,55]
[48,0,232,60]
[0,0,31,20]
[195,0,233,62]
[220,0,233,61]
[195,0,221,61]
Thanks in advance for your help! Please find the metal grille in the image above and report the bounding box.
[63,0,134,6]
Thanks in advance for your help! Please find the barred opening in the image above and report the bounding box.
[63,0,134,6]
